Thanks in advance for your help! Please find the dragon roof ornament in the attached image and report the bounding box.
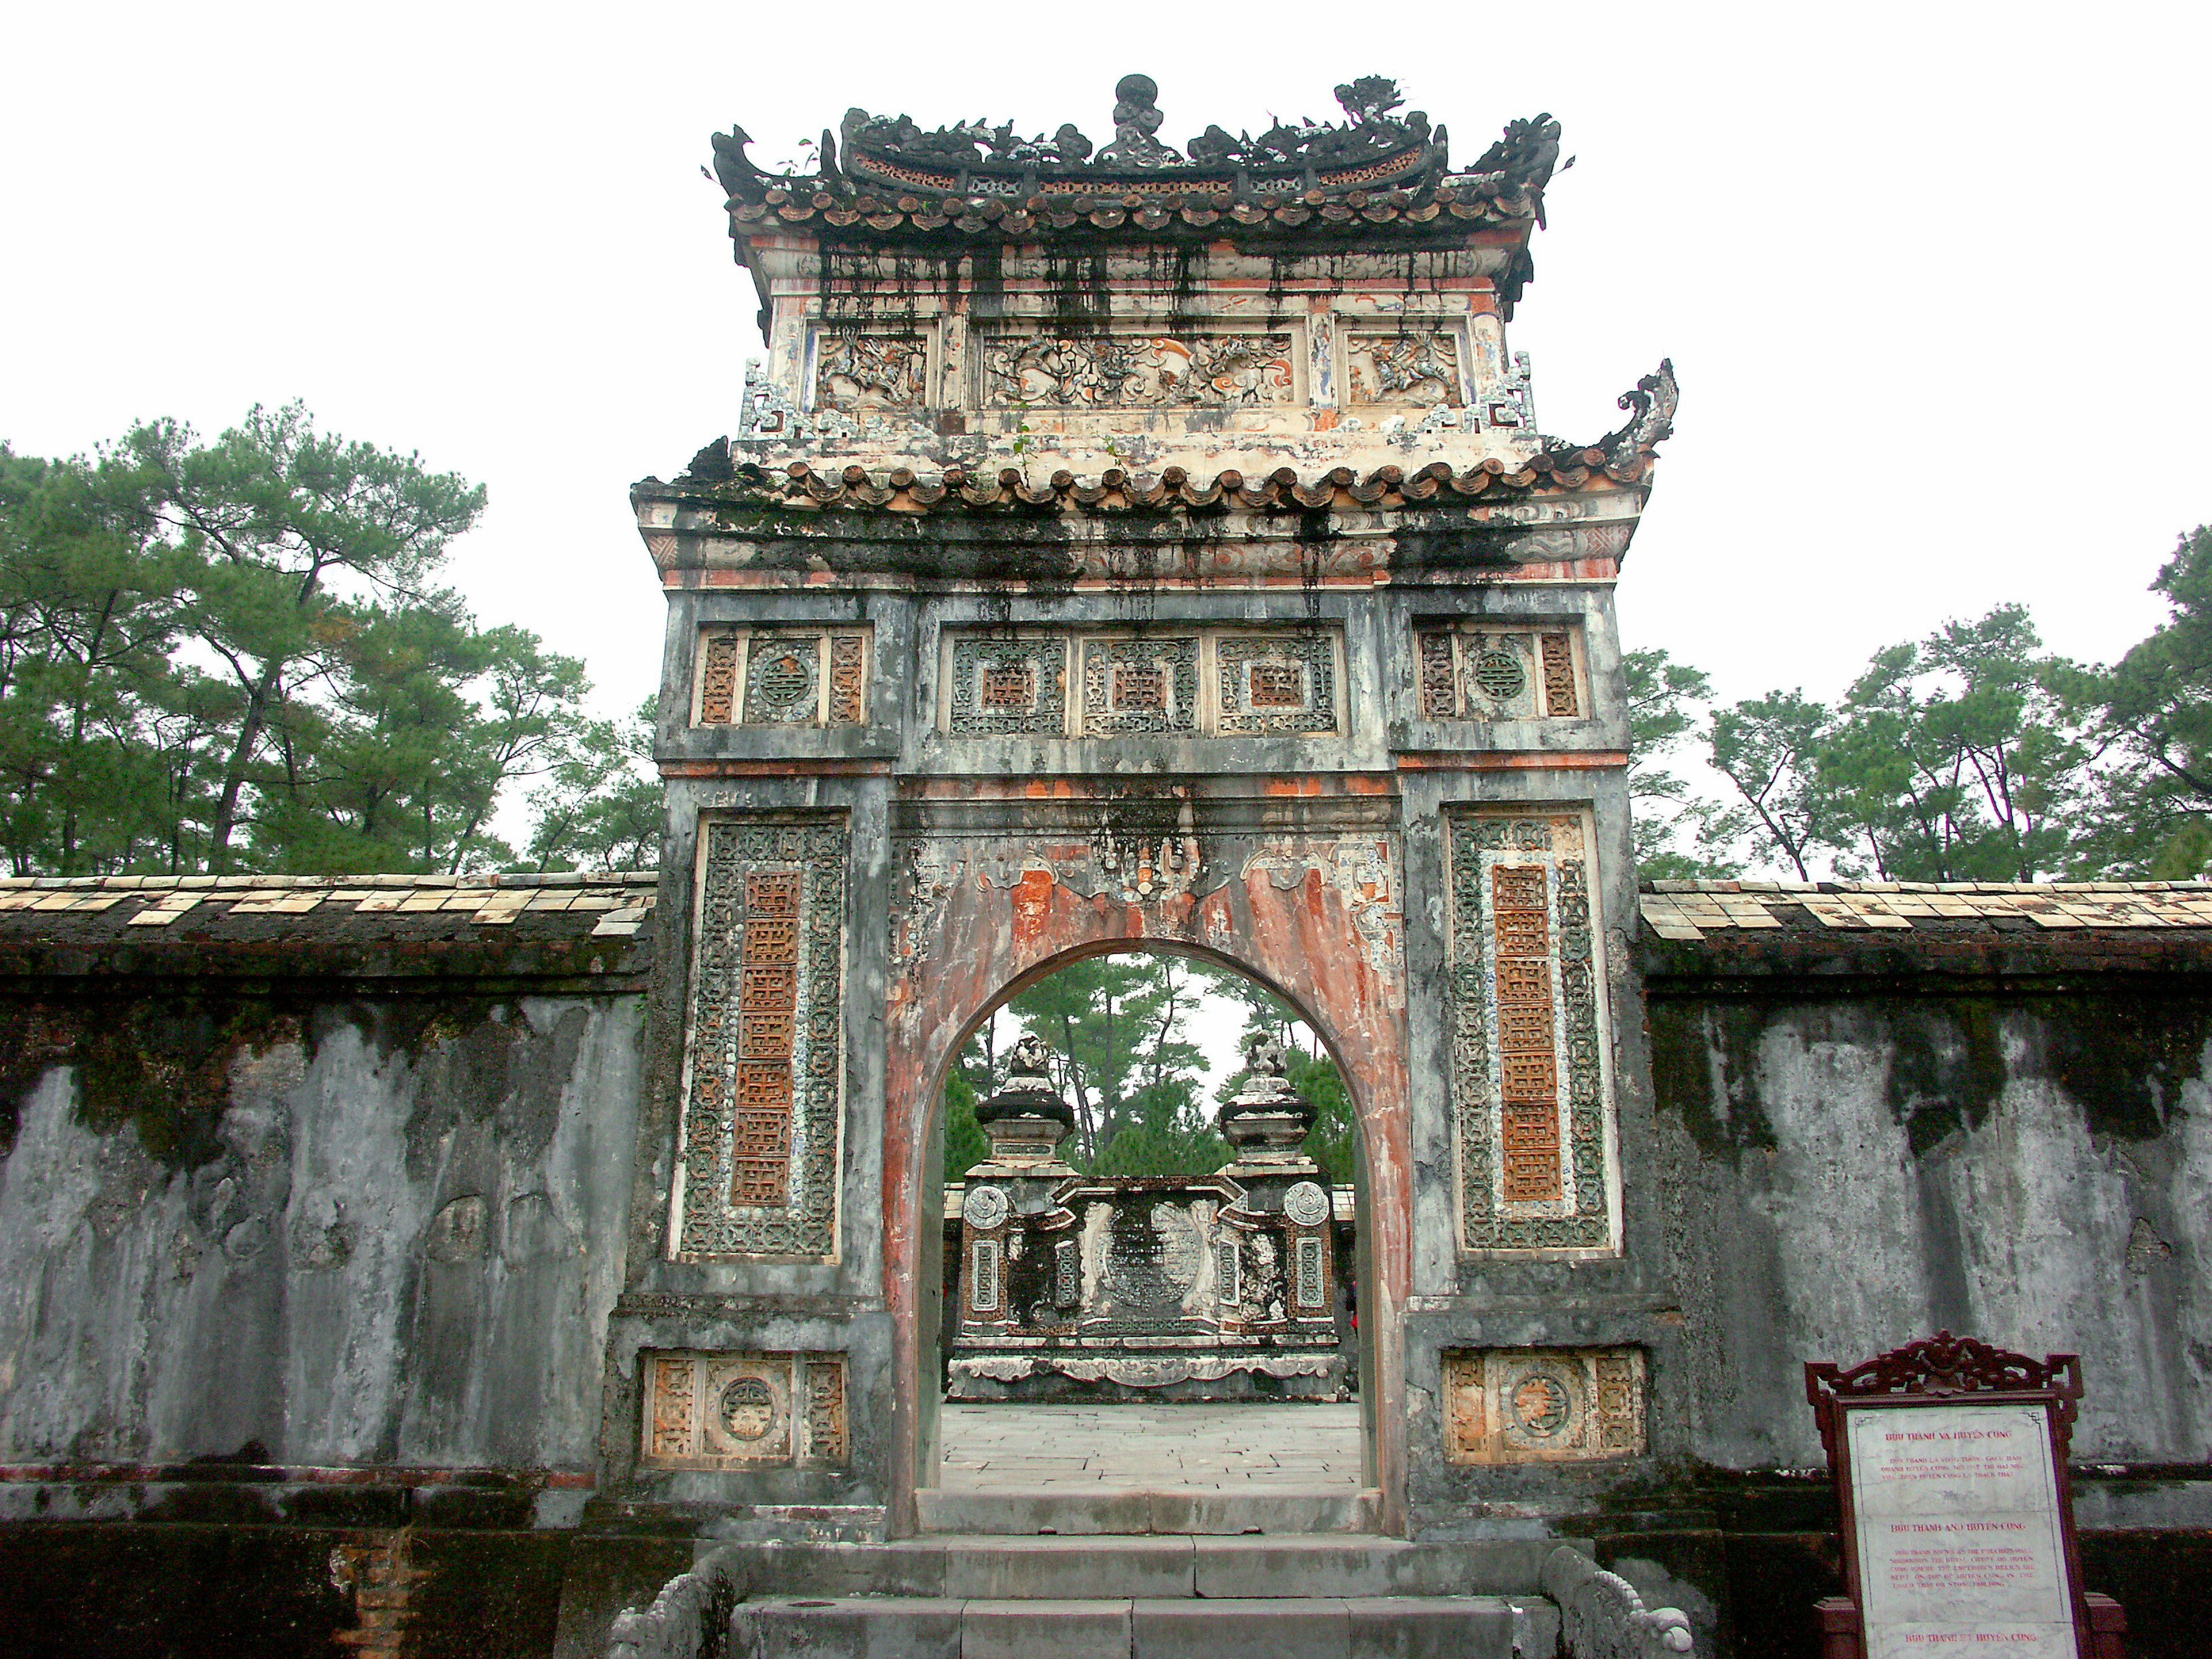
[709,74,1564,208]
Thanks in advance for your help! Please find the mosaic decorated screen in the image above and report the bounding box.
[642,1350,849,1471]
[1447,810,1616,1253]
[1443,1347,1644,1464]
[672,818,845,1259]
[696,629,870,729]
[1416,626,1582,722]
[945,628,1340,737]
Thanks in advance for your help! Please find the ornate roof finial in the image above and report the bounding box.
[1098,73,1180,168]
[1243,1030,1289,1078]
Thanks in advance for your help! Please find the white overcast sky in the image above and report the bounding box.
[6,1,2209,718]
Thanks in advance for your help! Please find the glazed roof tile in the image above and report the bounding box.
[1639,880,2212,940]
[654,449,1656,517]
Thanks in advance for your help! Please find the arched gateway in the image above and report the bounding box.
[603,73,1679,1541]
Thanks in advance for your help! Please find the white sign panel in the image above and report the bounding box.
[1847,1403,2077,1659]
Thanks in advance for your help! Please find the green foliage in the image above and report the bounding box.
[0,410,644,876]
[1200,967,1359,1188]
[528,699,661,872]
[1006,953,1211,1169]
[1624,647,1744,880]
[937,1063,991,1185]
[1707,689,1834,881]
[2065,526,2212,876]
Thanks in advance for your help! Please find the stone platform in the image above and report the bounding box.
[613,1535,1570,1659]
[940,1403,1363,1491]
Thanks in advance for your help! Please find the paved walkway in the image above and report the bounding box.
[940,1402,1363,1491]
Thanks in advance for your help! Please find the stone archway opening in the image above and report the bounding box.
[914,943,1380,1521]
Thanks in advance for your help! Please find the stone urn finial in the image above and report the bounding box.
[1217,1030,1317,1164]
[972,1032,1075,1168]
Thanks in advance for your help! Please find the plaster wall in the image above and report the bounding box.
[0,994,644,1495]
[1649,987,2212,1511]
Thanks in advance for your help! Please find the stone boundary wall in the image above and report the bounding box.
[1633,882,2212,1658]
[1,877,2210,1656]
[0,873,657,1659]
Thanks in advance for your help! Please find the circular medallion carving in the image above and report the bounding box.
[1509,1371,1574,1438]
[963,1185,1009,1230]
[1283,1181,1329,1228]
[1471,647,1526,702]
[757,650,815,712]
[717,1376,777,1441]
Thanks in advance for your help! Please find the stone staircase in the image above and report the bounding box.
[606,1533,1599,1658]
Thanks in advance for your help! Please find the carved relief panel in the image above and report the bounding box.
[943,629,1342,738]
[1343,327,1465,407]
[696,629,870,729]
[1416,625,1583,721]
[671,818,846,1259]
[980,328,1300,408]
[809,327,930,411]
[1442,1348,1645,1464]
[1215,633,1338,734]
[1447,809,1618,1253]
[642,1350,849,1470]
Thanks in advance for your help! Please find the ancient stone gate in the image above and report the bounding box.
[605,73,1679,1539]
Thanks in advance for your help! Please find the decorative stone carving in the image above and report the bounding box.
[828,634,866,725]
[1415,626,1582,722]
[1540,633,1579,718]
[1344,330,1463,407]
[944,628,1347,737]
[695,630,870,729]
[961,1184,1009,1230]
[814,329,927,411]
[830,73,1441,194]
[1216,634,1337,734]
[948,637,1067,736]
[982,331,1297,408]
[640,1350,849,1469]
[1283,1181,1330,1228]
[1096,73,1180,168]
[1542,1547,1698,1657]
[744,635,820,725]
[673,818,845,1259]
[1082,638,1199,734]
[1443,1347,1645,1463]
[1218,1036,1318,1161]
[1449,811,1615,1252]
[1484,349,1537,430]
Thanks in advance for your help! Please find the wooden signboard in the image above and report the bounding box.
[1805,1332,2126,1659]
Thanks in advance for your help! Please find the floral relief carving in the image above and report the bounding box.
[1443,1347,1646,1463]
[983,332,1297,408]
[1346,330,1463,406]
[815,331,927,410]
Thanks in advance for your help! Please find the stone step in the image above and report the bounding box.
[916,1485,1380,1535]
[707,1535,1567,1603]
[733,1593,1525,1659]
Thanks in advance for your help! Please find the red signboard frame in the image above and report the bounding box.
[1804,1331,2126,1659]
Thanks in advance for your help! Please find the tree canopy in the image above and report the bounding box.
[1639,527,2212,882]
[935,953,1357,1185]
[0,408,653,876]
